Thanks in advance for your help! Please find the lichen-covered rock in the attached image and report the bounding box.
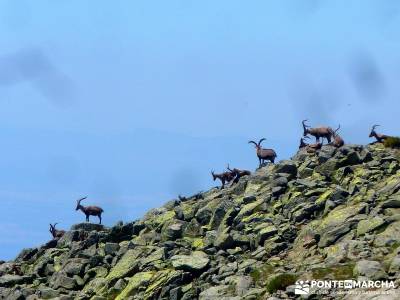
[115,271,154,300]
[357,216,386,236]
[171,251,210,272]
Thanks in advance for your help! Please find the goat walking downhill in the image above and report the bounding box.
[248,138,277,167]
[75,197,104,224]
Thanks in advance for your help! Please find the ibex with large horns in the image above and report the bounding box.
[75,197,104,224]
[49,223,65,239]
[330,125,344,148]
[302,119,334,143]
[248,138,277,167]
[369,125,390,143]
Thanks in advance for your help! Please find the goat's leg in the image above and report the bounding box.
[99,214,102,224]
[326,136,331,143]
[86,215,90,222]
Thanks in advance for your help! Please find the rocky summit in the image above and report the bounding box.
[1,144,400,300]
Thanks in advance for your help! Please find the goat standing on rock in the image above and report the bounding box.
[49,223,65,239]
[75,197,104,224]
[302,119,334,143]
[248,138,277,167]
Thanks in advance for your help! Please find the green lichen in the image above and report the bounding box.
[266,273,297,294]
[115,271,154,300]
[311,263,355,280]
[250,264,276,285]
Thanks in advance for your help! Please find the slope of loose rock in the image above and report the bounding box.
[1,144,400,299]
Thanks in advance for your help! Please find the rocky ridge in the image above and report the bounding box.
[1,144,400,299]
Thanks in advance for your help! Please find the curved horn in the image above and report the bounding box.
[227,164,233,171]
[335,124,341,133]
[53,223,58,228]
[248,140,257,146]
[372,124,380,130]
[77,196,87,204]
[258,138,266,146]
[302,119,309,127]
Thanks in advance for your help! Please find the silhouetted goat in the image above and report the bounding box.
[248,138,277,167]
[49,223,65,239]
[302,119,334,143]
[75,197,104,224]
[369,125,390,143]
[211,170,235,189]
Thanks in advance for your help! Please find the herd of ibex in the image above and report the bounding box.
[48,120,394,237]
[211,120,395,189]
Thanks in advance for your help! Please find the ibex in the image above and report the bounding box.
[330,125,344,148]
[49,223,65,239]
[248,138,277,167]
[299,137,308,149]
[299,136,322,153]
[306,141,322,153]
[302,119,334,143]
[227,164,251,183]
[369,125,389,143]
[75,197,104,224]
[211,170,235,189]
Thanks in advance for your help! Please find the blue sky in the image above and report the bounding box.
[0,1,400,260]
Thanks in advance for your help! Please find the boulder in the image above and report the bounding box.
[162,222,184,241]
[275,161,297,178]
[171,251,210,273]
[214,231,234,250]
[70,223,105,232]
[257,225,278,245]
[353,260,387,280]
[51,274,77,290]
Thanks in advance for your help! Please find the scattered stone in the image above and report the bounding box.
[353,260,387,280]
